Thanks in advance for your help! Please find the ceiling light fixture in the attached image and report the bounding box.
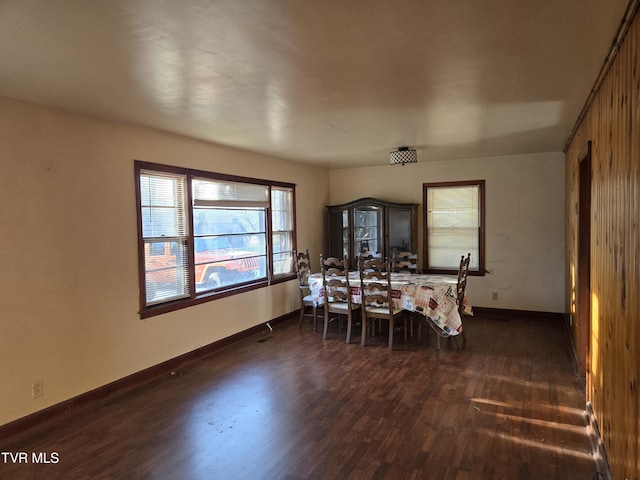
[389,146,417,166]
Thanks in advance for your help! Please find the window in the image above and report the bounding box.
[271,186,295,276]
[135,161,296,318]
[139,170,190,305]
[423,180,485,275]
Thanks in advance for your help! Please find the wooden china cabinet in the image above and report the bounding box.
[325,198,418,269]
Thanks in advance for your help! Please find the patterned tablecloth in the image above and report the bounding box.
[308,272,471,336]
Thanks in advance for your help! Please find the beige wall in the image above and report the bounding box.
[0,96,329,426]
[329,152,565,312]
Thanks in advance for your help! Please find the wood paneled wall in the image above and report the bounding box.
[565,3,640,478]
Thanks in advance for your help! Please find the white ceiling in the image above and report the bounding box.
[0,0,629,168]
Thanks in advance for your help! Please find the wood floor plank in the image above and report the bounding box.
[0,315,602,479]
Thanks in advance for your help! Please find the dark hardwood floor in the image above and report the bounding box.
[1,314,604,479]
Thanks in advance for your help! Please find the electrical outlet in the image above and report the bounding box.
[32,380,43,399]
[492,292,499,301]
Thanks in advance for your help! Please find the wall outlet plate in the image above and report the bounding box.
[32,380,43,399]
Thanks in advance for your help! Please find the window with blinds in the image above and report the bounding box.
[135,161,296,317]
[139,170,190,305]
[424,180,485,274]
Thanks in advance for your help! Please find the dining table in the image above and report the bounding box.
[308,271,472,336]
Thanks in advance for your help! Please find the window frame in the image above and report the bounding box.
[422,180,486,276]
[135,161,297,318]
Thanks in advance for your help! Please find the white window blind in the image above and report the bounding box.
[139,170,190,304]
[427,184,480,271]
[192,178,269,207]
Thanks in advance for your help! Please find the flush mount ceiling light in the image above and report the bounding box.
[389,146,417,166]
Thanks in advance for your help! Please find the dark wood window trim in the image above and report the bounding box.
[135,160,297,319]
[422,180,486,276]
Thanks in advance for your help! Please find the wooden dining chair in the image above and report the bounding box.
[390,249,420,335]
[454,252,471,347]
[359,258,406,350]
[359,255,389,334]
[320,255,359,343]
[422,252,470,349]
[294,249,321,332]
[391,250,419,274]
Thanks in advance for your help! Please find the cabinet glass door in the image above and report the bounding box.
[328,208,349,259]
[354,206,382,255]
[388,207,412,253]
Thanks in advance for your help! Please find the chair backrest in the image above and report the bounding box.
[391,250,419,274]
[320,254,347,277]
[320,255,352,308]
[360,255,387,272]
[456,253,471,313]
[294,249,311,287]
[359,249,382,260]
[359,261,393,312]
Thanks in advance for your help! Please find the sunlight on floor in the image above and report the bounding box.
[471,396,595,462]
[484,428,594,459]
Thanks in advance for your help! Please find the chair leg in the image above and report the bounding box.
[360,315,368,346]
[421,317,441,349]
[300,304,321,332]
[345,313,352,344]
[452,331,467,349]
[323,311,330,340]
[312,307,318,333]
[388,318,394,350]
[404,316,408,342]
[417,316,431,343]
